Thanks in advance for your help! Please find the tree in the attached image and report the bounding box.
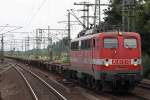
[135,0,150,55]
[50,37,69,58]
[103,0,122,27]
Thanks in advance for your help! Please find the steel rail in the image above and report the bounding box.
[16,64,67,100]
[0,64,11,69]
[138,82,150,89]
[0,67,12,74]
[12,64,39,100]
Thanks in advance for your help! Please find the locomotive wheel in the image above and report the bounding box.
[86,76,91,87]
[70,70,74,79]
[71,71,77,80]
[64,69,70,79]
[86,76,94,88]
[60,67,64,74]
[91,78,96,89]
[95,80,103,91]
[79,74,87,84]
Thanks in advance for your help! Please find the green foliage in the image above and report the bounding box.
[103,0,122,26]
[135,1,150,56]
[61,55,69,63]
[142,54,150,78]
[50,37,69,57]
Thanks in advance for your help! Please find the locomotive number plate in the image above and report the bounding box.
[112,59,131,65]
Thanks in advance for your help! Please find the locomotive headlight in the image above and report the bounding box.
[118,32,122,36]
[105,63,109,67]
[104,59,110,67]
[133,59,138,66]
[134,63,138,66]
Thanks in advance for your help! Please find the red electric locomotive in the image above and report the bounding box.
[69,31,143,92]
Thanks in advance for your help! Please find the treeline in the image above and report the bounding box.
[50,37,69,58]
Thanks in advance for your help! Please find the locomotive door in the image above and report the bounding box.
[91,38,96,73]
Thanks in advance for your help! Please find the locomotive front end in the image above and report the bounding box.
[100,32,143,91]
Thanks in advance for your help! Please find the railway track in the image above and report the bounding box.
[4,59,149,100]
[0,63,12,74]
[10,63,67,100]
[13,61,149,100]
[138,80,150,89]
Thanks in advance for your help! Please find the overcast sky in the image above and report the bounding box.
[0,0,109,50]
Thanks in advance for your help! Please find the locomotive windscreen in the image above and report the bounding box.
[104,38,118,48]
[124,38,137,48]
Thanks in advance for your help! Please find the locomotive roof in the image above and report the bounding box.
[71,32,140,42]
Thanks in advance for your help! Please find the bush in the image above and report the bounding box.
[142,54,150,78]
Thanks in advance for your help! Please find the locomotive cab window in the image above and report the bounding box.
[124,38,137,48]
[81,39,91,50]
[104,38,118,48]
[71,41,79,50]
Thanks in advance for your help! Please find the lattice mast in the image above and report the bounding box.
[94,0,101,27]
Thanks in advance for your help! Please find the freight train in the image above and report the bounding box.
[8,31,143,92]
